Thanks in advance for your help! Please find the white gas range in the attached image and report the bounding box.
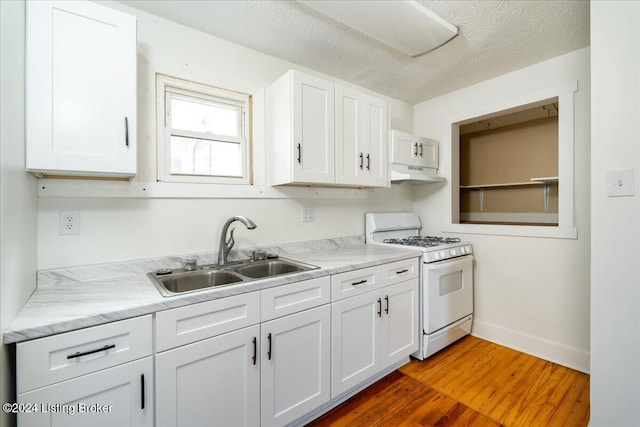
[365,212,474,360]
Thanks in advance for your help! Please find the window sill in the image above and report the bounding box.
[444,223,578,239]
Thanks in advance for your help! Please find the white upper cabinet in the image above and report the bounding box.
[268,70,335,185]
[391,130,438,169]
[335,87,389,187]
[268,70,389,187]
[26,1,137,177]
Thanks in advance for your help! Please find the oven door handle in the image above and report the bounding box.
[423,254,473,271]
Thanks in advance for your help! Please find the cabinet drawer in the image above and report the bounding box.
[17,315,152,394]
[380,258,419,287]
[261,277,330,322]
[156,291,260,352]
[331,266,380,301]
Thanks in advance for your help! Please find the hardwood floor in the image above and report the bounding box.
[307,336,589,426]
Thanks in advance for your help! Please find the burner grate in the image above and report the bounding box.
[383,236,461,248]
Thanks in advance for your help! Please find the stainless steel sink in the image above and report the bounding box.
[148,257,318,297]
[233,260,306,278]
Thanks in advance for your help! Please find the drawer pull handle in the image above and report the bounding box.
[252,337,257,365]
[296,143,301,163]
[385,295,389,314]
[267,333,272,360]
[67,344,115,360]
[419,143,423,157]
[396,269,409,274]
[140,374,145,410]
[377,298,382,317]
[351,279,368,286]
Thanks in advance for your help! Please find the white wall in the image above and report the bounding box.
[412,48,591,372]
[590,2,640,425]
[0,1,38,426]
[37,1,415,269]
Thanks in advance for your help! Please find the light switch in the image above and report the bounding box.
[606,168,635,197]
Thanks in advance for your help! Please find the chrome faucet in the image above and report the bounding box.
[217,216,257,266]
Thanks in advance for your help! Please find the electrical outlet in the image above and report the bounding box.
[59,211,80,235]
[301,207,314,223]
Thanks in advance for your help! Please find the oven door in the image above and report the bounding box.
[423,255,473,334]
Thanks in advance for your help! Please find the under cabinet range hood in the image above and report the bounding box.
[390,130,446,184]
[390,164,446,185]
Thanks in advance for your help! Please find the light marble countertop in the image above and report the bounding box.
[4,237,422,344]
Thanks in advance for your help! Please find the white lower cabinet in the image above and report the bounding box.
[261,305,331,426]
[18,357,153,427]
[331,279,419,397]
[155,325,260,427]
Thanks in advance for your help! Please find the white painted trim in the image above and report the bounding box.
[36,180,369,199]
[444,223,577,239]
[472,319,589,374]
[445,81,578,239]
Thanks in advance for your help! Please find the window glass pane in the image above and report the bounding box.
[170,97,239,137]
[170,136,242,177]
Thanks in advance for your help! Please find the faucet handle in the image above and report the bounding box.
[250,250,266,261]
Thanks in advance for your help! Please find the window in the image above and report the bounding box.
[156,74,251,184]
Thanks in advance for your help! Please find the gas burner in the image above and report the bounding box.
[382,236,461,248]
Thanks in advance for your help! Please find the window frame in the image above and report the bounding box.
[444,81,578,239]
[156,74,251,185]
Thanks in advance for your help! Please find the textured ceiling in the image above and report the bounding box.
[118,0,590,104]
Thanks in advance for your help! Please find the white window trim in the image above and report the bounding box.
[444,81,578,239]
[156,74,251,185]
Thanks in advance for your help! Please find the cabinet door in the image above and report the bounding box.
[362,95,389,186]
[391,130,419,165]
[331,293,381,397]
[261,305,330,426]
[381,280,419,368]
[18,357,152,427]
[292,71,335,183]
[335,86,363,186]
[26,0,137,176]
[156,325,260,427]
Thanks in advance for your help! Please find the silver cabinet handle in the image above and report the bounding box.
[377,298,382,317]
[385,295,389,314]
[359,153,364,169]
[413,142,418,156]
[296,144,301,163]
[267,333,272,360]
[366,154,370,170]
[419,143,423,157]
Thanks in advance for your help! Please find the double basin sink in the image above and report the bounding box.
[148,257,319,297]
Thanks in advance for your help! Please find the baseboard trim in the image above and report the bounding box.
[471,319,590,374]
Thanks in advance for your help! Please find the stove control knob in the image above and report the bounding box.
[450,249,456,256]
[465,245,471,253]
[460,247,466,254]
[434,252,440,260]
[440,251,446,258]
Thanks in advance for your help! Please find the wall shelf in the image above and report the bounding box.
[460,177,559,214]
